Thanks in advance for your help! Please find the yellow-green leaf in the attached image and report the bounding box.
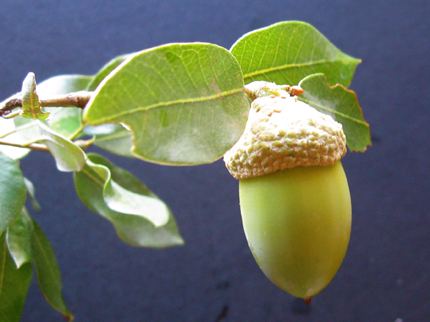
[231,21,360,87]
[86,53,132,91]
[84,43,250,165]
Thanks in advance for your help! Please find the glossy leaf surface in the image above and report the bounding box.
[84,43,250,165]
[31,220,73,321]
[20,73,50,120]
[74,153,183,248]
[231,21,360,87]
[0,151,26,235]
[6,208,33,268]
[298,73,371,152]
[0,234,32,322]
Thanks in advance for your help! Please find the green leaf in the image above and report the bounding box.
[20,72,50,120]
[31,220,74,321]
[74,153,184,248]
[38,74,93,139]
[84,43,250,165]
[0,118,40,146]
[231,21,361,87]
[80,154,168,226]
[37,122,86,172]
[44,106,82,140]
[0,117,30,160]
[86,53,132,91]
[6,208,33,268]
[0,121,86,172]
[0,144,29,160]
[85,124,134,158]
[0,233,33,322]
[24,177,41,211]
[1,72,91,156]
[298,73,371,152]
[0,151,26,235]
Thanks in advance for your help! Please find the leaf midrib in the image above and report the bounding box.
[243,59,331,80]
[299,97,369,126]
[80,166,106,187]
[89,87,244,124]
[33,227,67,312]
[95,131,130,141]
[23,80,40,120]
[30,84,37,119]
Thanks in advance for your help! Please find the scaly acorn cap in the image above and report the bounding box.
[224,81,347,180]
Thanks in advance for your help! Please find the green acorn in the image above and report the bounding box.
[224,82,351,303]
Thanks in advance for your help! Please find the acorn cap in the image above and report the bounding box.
[224,84,347,180]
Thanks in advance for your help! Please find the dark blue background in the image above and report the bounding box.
[1,1,429,321]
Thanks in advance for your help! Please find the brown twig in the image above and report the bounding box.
[0,91,93,117]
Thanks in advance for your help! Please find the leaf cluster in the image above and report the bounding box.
[0,21,371,320]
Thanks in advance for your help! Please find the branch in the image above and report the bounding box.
[0,138,94,153]
[0,91,93,117]
[0,140,50,152]
[40,91,93,108]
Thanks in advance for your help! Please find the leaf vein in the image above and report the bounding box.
[90,88,244,124]
[33,229,66,312]
[243,59,329,82]
[299,97,369,126]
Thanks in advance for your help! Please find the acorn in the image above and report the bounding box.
[224,81,351,302]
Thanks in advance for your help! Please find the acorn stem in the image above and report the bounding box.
[304,297,312,305]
